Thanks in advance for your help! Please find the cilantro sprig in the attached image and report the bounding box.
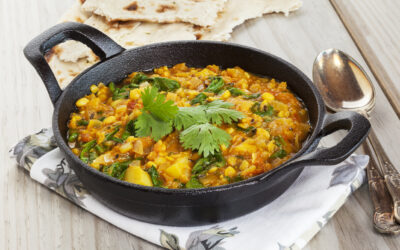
[173,100,244,130]
[135,87,178,141]
[134,87,244,156]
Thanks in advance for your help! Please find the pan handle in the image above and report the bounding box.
[280,111,370,171]
[23,22,125,105]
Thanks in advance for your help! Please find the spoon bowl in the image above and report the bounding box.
[313,48,375,114]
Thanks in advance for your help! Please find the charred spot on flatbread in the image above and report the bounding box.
[124,2,138,11]
[156,4,176,13]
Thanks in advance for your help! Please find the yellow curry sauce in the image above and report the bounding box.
[67,63,311,189]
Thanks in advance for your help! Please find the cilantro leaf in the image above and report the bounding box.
[135,112,173,141]
[204,101,244,125]
[141,87,178,121]
[179,123,231,157]
[173,106,208,130]
[205,76,225,93]
[173,100,243,130]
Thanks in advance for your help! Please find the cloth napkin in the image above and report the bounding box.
[10,128,369,250]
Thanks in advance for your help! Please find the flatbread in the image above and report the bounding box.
[48,6,197,87]
[200,0,302,41]
[59,1,91,23]
[84,15,196,48]
[48,0,302,88]
[46,50,97,89]
[81,0,226,27]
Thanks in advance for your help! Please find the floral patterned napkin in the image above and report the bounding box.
[10,128,369,250]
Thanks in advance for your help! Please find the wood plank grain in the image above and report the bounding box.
[1,0,400,249]
[330,0,400,118]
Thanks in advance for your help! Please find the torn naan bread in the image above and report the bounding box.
[200,0,302,41]
[59,1,91,23]
[46,50,98,89]
[48,6,197,87]
[55,1,96,63]
[84,15,196,48]
[81,0,226,27]
[48,0,302,88]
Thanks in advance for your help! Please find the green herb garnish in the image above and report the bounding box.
[135,87,244,156]
[179,123,231,157]
[135,87,178,141]
[173,100,244,130]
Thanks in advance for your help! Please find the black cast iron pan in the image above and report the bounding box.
[24,22,370,226]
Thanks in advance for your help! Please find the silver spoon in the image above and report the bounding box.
[313,48,400,234]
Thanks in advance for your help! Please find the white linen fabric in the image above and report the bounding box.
[10,128,368,250]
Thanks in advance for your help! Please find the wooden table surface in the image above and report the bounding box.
[2,0,400,249]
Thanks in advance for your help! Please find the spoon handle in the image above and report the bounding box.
[366,145,400,234]
[366,129,400,223]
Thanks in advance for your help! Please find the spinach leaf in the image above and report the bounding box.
[270,149,287,159]
[205,76,224,93]
[151,77,180,92]
[251,102,274,117]
[105,126,120,141]
[68,132,78,142]
[80,140,97,163]
[243,93,261,99]
[192,152,225,176]
[109,161,131,179]
[77,119,89,126]
[185,177,204,189]
[131,73,150,85]
[190,93,208,105]
[126,119,136,136]
[131,73,180,92]
[273,136,286,147]
[228,87,245,96]
[234,124,257,136]
[147,166,162,187]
